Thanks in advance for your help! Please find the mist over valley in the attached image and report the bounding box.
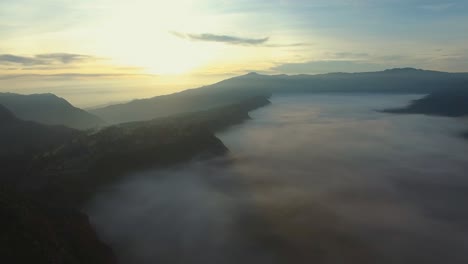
[86,94,468,264]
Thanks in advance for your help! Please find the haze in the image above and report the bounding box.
[1,0,468,106]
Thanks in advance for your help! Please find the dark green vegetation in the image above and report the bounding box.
[0,96,270,263]
[91,68,468,124]
[0,93,104,130]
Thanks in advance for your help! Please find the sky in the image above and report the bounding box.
[1,0,468,106]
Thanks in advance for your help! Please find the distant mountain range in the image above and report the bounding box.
[0,93,104,130]
[2,69,467,126]
[91,68,468,124]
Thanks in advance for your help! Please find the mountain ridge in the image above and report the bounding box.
[91,68,468,124]
[0,96,271,263]
[0,93,104,130]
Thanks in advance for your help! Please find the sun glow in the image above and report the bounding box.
[85,0,223,75]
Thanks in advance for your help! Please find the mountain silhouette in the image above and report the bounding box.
[91,68,468,124]
[0,93,104,130]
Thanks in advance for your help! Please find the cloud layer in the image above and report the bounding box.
[86,94,468,264]
[172,32,269,46]
[0,53,93,66]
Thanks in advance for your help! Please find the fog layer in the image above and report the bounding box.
[86,94,468,264]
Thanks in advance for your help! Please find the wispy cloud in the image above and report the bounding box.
[0,54,42,65]
[0,73,156,80]
[35,53,92,64]
[324,52,370,59]
[171,32,269,46]
[264,42,310,48]
[0,53,95,66]
[0,52,155,81]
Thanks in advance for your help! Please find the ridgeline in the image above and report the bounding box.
[0,95,271,263]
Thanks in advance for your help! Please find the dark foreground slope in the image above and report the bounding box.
[1,96,270,263]
[0,107,115,264]
[91,68,468,124]
[0,187,116,264]
[0,93,103,130]
[0,105,80,156]
[0,105,81,186]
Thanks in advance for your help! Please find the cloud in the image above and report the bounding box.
[0,54,42,65]
[271,60,388,74]
[0,73,155,80]
[85,93,468,263]
[264,42,310,48]
[327,52,370,59]
[0,53,95,66]
[171,32,269,46]
[35,53,92,64]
